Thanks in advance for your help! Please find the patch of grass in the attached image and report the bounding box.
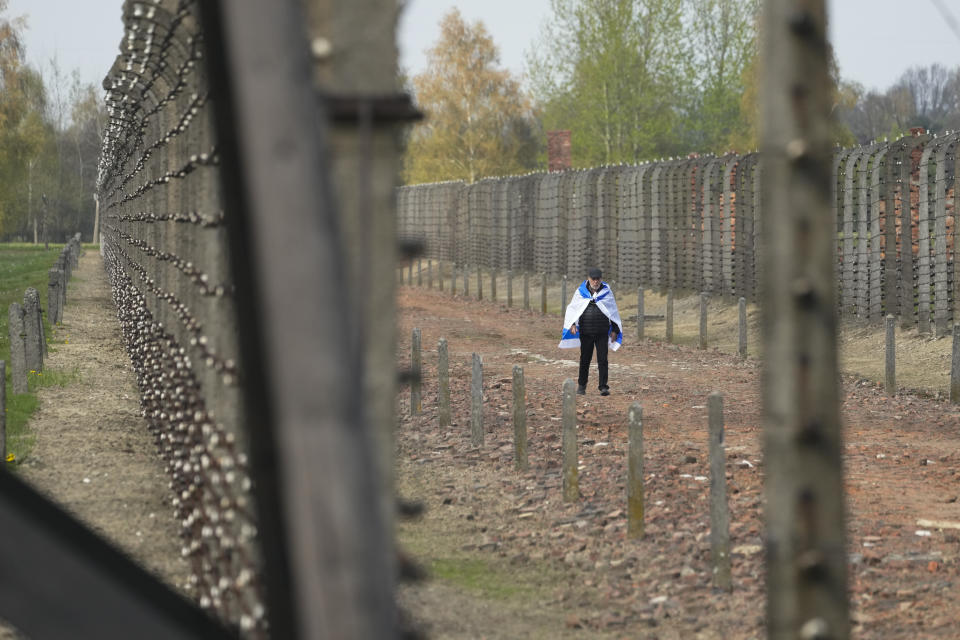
[27,366,81,391]
[429,557,531,600]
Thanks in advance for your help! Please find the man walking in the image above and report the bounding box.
[558,267,622,396]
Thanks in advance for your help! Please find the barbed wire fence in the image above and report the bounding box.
[98,0,265,635]
[398,132,960,332]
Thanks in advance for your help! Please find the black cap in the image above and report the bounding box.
[588,267,602,279]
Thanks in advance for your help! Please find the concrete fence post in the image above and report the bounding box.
[427,259,433,289]
[417,259,422,287]
[438,260,444,292]
[540,273,547,315]
[523,272,530,310]
[951,325,960,404]
[438,338,451,427]
[738,297,748,360]
[885,314,896,396]
[666,290,674,343]
[407,259,413,286]
[562,379,578,502]
[471,353,483,447]
[512,365,527,471]
[7,303,27,394]
[411,328,422,415]
[463,266,469,297]
[477,266,483,301]
[561,275,567,312]
[709,392,732,591]
[627,402,644,538]
[23,288,43,373]
[490,269,497,302]
[637,287,645,340]
[699,292,709,349]
[507,270,513,307]
[47,268,61,326]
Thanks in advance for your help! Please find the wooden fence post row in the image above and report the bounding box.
[397,132,960,330]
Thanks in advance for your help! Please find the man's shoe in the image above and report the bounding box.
[576,385,586,395]
[600,387,610,396]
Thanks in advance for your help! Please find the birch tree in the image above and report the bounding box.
[404,9,538,184]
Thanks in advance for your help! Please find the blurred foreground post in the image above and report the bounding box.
[410,328,421,415]
[761,0,849,637]
[627,403,644,538]
[471,353,483,447]
[709,392,731,591]
[438,339,450,427]
[512,365,527,470]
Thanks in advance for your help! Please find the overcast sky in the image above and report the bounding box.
[7,0,960,95]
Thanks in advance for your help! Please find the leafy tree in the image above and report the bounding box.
[529,0,691,166]
[404,9,538,184]
[685,0,758,153]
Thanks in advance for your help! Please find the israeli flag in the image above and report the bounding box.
[558,280,623,351]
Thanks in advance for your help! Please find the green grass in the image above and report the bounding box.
[429,557,531,600]
[0,243,66,463]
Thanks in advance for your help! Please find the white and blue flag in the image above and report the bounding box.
[558,280,623,351]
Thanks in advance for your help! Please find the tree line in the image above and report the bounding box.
[403,0,960,185]
[0,2,106,243]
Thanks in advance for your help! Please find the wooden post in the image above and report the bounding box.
[471,353,483,447]
[427,260,433,289]
[709,392,732,591]
[951,326,960,404]
[561,275,568,312]
[562,379,578,502]
[507,270,513,307]
[407,259,413,286]
[523,272,530,310]
[540,273,547,315]
[885,314,896,397]
[438,338,451,427]
[637,287,645,340]
[0,360,5,463]
[438,260,444,292]
[761,0,849,636]
[410,328,422,415]
[738,297,748,360]
[463,266,469,297]
[627,402,644,538]
[512,365,527,471]
[666,290,674,343]
[477,266,483,301]
[699,292,709,349]
[417,259,422,287]
[490,269,497,302]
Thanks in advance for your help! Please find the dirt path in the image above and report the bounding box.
[396,285,960,639]
[1,251,187,636]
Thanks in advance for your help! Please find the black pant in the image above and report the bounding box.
[578,333,608,390]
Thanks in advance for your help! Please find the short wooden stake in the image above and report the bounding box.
[512,365,527,470]
[507,270,513,307]
[885,314,896,396]
[709,392,731,591]
[951,325,960,404]
[471,353,483,447]
[699,292,708,349]
[540,273,547,315]
[438,338,451,427]
[562,379,578,501]
[738,297,747,359]
[666,290,674,343]
[637,287,645,340]
[411,328,422,415]
[627,402,644,538]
